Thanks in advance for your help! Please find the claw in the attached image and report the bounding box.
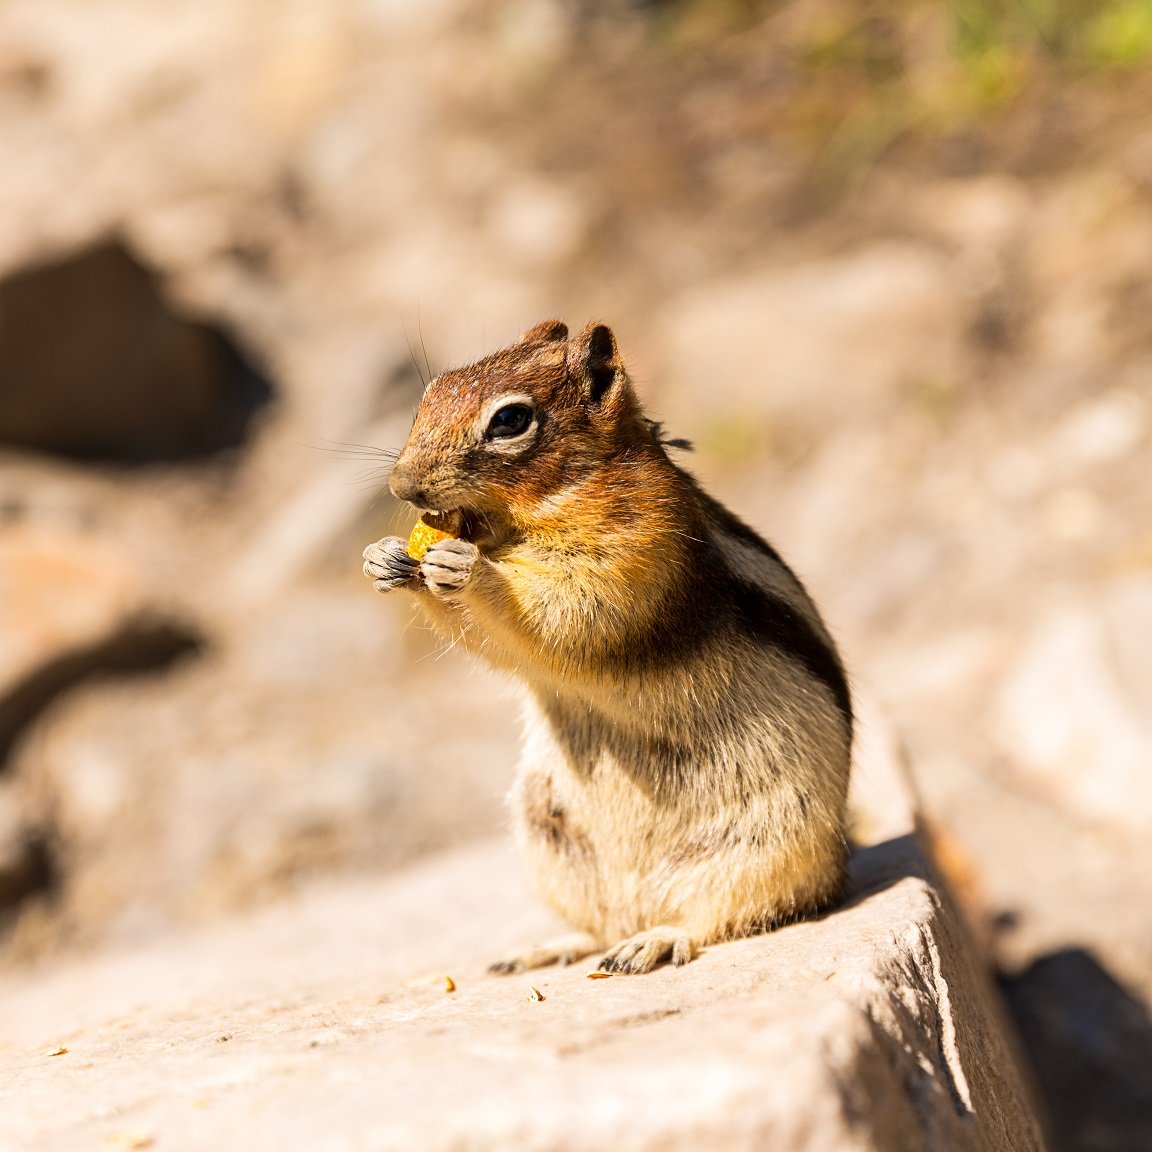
[487,959,525,976]
[489,932,601,974]
[421,537,480,595]
[597,928,696,975]
[363,537,420,591]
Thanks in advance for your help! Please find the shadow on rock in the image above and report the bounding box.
[0,240,274,461]
[0,616,202,768]
[846,832,926,903]
[1000,947,1152,1152]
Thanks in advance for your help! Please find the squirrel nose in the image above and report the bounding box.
[388,460,426,506]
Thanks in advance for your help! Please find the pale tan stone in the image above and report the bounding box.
[0,705,1047,1151]
[0,524,144,697]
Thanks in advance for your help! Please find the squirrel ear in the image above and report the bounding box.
[517,320,568,345]
[569,322,621,405]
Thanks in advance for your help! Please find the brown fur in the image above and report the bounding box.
[363,320,852,973]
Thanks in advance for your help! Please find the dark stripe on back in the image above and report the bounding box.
[723,572,853,730]
[592,454,852,731]
[671,460,853,730]
[671,462,794,570]
[618,532,853,733]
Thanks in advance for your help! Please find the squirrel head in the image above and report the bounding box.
[389,321,657,546]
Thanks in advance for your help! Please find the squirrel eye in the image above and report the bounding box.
[486,403,534,440]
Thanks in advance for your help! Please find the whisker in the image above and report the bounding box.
[307,436,400,461]
[362,488,395,510]
[402,318,427,390]
[475,507,498,542]
[353,465,397,492]
[417,306,434,386]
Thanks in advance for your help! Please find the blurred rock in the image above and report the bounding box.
[0,524,145,705]
[1050,390,1147,470]
[1028,171,1152,373]
[0,521,202,922]
[0,780,52,909]
[0,523,201,774]
[656,243,964,439]
[1104,578,1152,723]
[224,414,411,607]
[0,240,273,461]
[993,579,1152,828]
[1002,949,1152,1152]
[11,586,515,943]
[906,176,1032,257]
[486,173,588,270]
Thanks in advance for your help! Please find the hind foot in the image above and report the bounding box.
[488,932,601,975]
[598,928,696,974]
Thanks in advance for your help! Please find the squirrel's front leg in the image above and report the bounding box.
[362,537,420,591]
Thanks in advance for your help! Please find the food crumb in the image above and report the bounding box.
[527,986,545,1002]
[404,972,458,993]
[585,971,612,980]
[105,1132,155,1150]
[44,1046,68,1057]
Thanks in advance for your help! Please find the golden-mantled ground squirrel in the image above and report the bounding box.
[363,320,852,974]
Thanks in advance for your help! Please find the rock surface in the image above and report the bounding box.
[657,243,965,436]
[0,524,146,705]
[0,711,1047,1152]
[0,241,271,460]
[0,523,158,912]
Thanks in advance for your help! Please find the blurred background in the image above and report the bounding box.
[0,0,1150,1146]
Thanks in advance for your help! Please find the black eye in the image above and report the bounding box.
[486,403,534,440]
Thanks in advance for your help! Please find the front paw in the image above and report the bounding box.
[362,537,420,591]
[421,538,479,596]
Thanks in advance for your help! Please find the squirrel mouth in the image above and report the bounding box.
[415,507,503,548]
[418,509,466,537]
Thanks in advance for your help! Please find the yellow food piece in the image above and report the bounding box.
[406,517,456,560]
